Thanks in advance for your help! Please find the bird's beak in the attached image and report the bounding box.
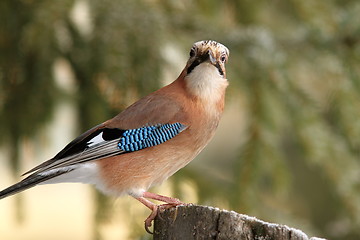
[207,49,217,65]
[197,49,217,65]
[206,48,225,77]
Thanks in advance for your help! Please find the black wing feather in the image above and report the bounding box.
[23,124,124,175]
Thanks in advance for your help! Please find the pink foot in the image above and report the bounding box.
[135,192,185,234]
[144,205,158,234]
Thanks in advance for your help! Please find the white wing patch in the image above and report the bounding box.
[87,132,105,147]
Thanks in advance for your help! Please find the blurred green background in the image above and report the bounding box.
[1,0,360,239]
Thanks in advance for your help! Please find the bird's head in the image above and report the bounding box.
[186,40,229,78]
[183,40,229,101]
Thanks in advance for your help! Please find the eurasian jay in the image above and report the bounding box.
[0,40,229,232]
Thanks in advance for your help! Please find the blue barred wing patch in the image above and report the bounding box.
[118,123,187,152]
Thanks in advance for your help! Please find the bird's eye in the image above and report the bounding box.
[189,48,196,58]
[220,55,226,63]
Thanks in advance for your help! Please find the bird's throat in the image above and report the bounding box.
[185,63,228,104]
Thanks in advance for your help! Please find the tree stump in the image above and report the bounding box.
[153,204,326,240]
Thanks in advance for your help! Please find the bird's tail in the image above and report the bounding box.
[0,171,66,200]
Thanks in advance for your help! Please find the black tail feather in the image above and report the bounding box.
[0,171,66,200]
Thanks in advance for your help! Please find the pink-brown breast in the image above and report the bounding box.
[96,74,226,196]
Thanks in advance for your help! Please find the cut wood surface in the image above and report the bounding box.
[153,204,326,240]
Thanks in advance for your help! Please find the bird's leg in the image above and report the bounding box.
[135,192,185,234]
[135,196,159,234]
[142,191,183,205]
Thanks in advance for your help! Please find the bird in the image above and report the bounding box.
[0,40,229,232]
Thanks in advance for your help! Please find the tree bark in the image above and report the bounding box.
[153,204,326,240]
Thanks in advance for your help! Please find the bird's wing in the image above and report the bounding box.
[22,123,107,175]
[24,94,187,176]
[24,123,187,176]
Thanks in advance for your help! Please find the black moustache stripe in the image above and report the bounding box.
[187,53,210,74]
[215,62,224,76]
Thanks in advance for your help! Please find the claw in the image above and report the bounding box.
[144,203,181,234]
[157,203,177,220]
[134,192,186,234]
[144,205,158,234]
